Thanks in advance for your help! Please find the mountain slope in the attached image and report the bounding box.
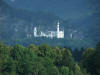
[0,0,100,48]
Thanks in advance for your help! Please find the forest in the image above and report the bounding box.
[0,41,100,75]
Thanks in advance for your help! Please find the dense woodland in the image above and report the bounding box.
[0,41,100,75]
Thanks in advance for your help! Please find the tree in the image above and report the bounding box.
[61,49,74,70]
[60,66,69,75]
[69,71,74,75]
[53,47,62,67]
[92,42,100,75]
[0,42,91,75]
[72,48,79,61]
[48,66,60,75]
[32,62,47,75]
[82,48,94,59]
[0,42,16,75]
[38,44,52,57]
[74,64,83,75]
[11,44,37,75]
[80,48,95,75]
[28,44,39,55]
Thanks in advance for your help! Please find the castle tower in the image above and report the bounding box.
[57,20,60,38]
[57,20,64,38]
[34,27,37,37]
[57,20,60,32]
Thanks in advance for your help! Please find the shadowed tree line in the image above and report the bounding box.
[0,41,100,75]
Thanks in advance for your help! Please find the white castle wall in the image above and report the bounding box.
[34,21,64,39]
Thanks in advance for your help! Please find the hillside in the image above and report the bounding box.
[0,0,100,48]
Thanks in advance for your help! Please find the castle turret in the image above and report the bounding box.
[57,20,64,38]
[34,27,37,37]
[57,20,60,38]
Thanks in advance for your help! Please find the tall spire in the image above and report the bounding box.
[57,20,60,26]
[57,20,60,38]
[57,20,60,31]
[34,27,37,37]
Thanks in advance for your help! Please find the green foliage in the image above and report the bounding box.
[93,42,100,75]
[80,42,100,75]
[32,62,47,75]
[0,42,16,75]
[28,44,39,55]
[60,66,69,75]
[53,47,62,67]
[0,41,94,75]
[69,71,74,75]
[74,64,83,75]
[38,44,52,57]
[82,48,94,58]
[61,49,74,70]
[48,66,60,75]
[80,48,95,75]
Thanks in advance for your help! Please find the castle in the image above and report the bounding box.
[34,21,64,38]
